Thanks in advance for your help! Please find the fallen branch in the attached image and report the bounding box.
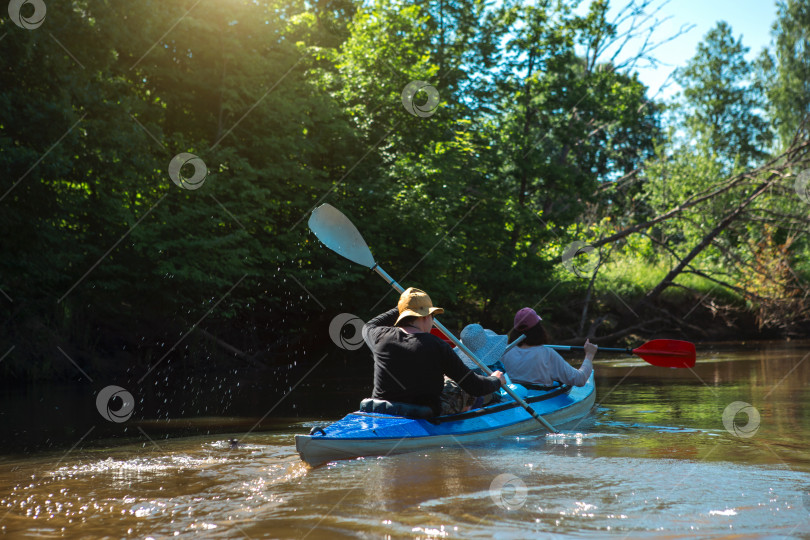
[642,172,784,304]
[591,141,809,249]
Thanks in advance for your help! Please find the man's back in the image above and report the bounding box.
[363,308,500,415]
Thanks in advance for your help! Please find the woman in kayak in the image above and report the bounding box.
[502,307,596,387]
[362,287,506,416]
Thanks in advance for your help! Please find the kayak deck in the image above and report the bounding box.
[295,373,595,467]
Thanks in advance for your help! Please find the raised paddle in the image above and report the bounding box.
[545,339,696,368]
[308,203,559,434]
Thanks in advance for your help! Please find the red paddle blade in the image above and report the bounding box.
[430,327,455,347]
[632,339,696,368]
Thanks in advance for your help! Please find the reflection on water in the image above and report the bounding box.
[1,342,810,537]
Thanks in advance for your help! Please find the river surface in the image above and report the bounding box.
[2,341,810,538]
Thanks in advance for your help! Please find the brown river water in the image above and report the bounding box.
[1,341,810,538]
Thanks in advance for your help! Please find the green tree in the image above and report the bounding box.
[675,21,771,168]
[474,1,659,322]
[757,0,810,150]
[0,0,359,379]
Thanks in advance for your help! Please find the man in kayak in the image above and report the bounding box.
[503,307,596,387]
[362,287,505,416]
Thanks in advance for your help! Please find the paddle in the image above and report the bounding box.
[440,326,694,367]
[545,339,696,368]
[308,203,558,433]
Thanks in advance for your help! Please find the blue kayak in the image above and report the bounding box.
[295,373,595,467]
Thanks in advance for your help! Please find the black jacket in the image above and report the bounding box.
[362,308,500,415]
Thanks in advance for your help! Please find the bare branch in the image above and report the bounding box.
[591,142,809,249]
[584,0,697,73]
[680,269,761,300]
[642,170,786,303]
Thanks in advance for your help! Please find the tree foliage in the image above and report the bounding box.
[675,21,770,168]
[2,0,810,382]
[758,0,810,150]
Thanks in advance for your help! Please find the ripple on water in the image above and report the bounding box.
[339,450,810,538]
[0,434,310,538]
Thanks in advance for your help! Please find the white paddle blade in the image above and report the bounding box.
[308,204,376,268]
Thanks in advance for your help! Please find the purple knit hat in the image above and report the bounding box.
[514,307,542,332]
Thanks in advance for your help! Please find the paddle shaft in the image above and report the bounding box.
[372,265,558,433]
[547,344,695,359]
[547,345,631,354]
[504,334,526,353]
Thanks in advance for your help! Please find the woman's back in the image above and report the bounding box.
[502,346,592,387]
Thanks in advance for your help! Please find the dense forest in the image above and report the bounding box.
[2,0,810,382]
